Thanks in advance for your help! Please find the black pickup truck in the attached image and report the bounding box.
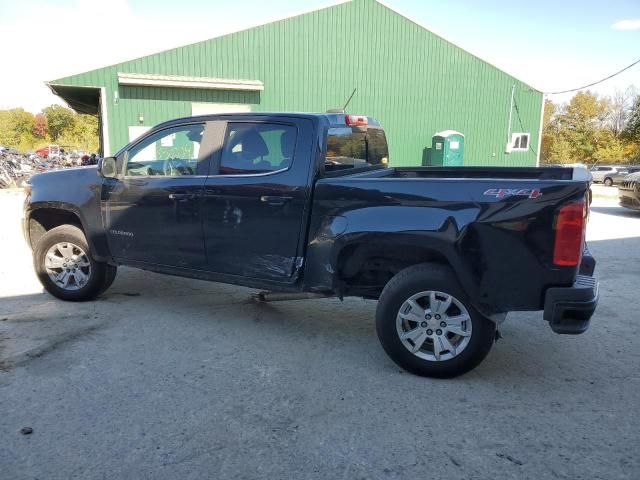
[23,113,598,378]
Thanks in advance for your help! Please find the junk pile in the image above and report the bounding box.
[0,152,96,189]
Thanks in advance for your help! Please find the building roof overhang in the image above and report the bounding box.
[46,84,101,115]
[116,72,264,91]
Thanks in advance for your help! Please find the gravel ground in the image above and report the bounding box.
[1,190,639,480]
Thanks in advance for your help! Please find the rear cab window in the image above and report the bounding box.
[325,121,389,173]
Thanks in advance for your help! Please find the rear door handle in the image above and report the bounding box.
[260,195,293,206]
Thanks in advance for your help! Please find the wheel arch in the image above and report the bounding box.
[26,202,111,262]
[331,234,476,301]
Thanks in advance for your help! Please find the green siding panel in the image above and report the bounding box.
[51,0,542,166]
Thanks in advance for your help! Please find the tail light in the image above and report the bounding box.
[553,201,586,266]
[345,115,368,126]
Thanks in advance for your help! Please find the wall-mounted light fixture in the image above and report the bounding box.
[138,113,144,125]
[113,91,119,105]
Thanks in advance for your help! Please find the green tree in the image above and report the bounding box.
[540,99,557,163]
[0,108,34,149]
[1,105,99,152]
[55,114,99,152]
[624,94,640,143]
[0,111,13,146]
[542,89,640,165]
[593,130,625,162]
[549,135,573,163]
[555,91,610,162]
[43,105,75,141]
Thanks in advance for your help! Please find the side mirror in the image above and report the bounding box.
[98,156,118,178]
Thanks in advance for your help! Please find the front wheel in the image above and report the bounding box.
[34,225,115,301]
[376,263,496,378]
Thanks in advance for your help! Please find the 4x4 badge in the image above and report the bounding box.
[483,188,542,199]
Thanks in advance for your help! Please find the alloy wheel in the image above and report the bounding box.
[396,290,473,361]
[44,242,92,291]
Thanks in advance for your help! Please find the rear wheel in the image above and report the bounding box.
[604,177,613,187]
[34,225,114,301]
[376,263,496,378]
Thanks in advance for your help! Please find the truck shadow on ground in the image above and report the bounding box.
[590,205,640,218]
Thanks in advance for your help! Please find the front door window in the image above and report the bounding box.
[126,124,204,177]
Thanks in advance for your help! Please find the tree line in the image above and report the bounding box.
[541,88,640,165]
[0,105,99,153]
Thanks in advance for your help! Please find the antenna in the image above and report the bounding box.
[343,88,357,112]
[326,88,358,114]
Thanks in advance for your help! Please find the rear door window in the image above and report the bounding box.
[220,123,297,175]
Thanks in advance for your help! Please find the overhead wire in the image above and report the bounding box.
[545,57,640,95]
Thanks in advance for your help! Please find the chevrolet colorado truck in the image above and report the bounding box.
[23,113,599,378]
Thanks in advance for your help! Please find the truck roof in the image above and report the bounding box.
[153,112,382,130]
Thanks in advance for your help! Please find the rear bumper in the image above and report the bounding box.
[544,275,598,334]
[579,243,595,277]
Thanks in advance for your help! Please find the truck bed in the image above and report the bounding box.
[305,165,591,313]
[337,166,579,181]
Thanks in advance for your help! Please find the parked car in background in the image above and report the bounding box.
[618,172,640,211]
[605,166,640,186]
[590,165,623,185]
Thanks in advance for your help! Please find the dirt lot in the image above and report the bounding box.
[1,189,639,480]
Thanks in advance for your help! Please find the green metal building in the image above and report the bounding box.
[48,0,543,166]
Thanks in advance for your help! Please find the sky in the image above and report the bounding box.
[0,0,639,113]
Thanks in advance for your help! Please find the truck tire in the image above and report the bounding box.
[99,264,118,294]
[33,225,113,302]
[376,263,496,378]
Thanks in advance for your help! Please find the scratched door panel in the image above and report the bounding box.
[202,117,315,281]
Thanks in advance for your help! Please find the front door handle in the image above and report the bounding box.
[260,195,293,206]
[169,193,195,201]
